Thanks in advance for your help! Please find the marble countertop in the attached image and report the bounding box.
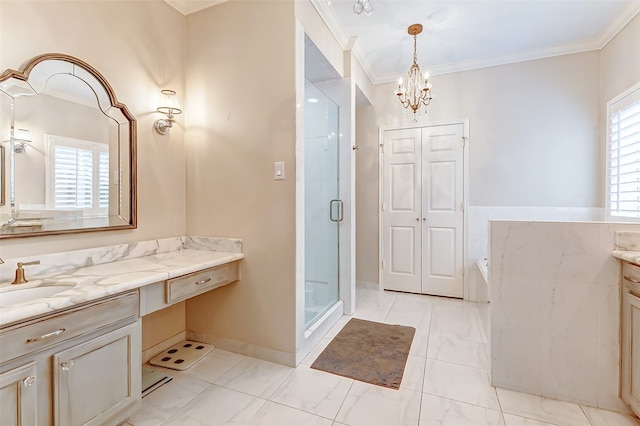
[0,237,244,327]
[612,250,640,265]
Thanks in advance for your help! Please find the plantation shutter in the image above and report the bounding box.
[608,84,640,219]
[48,135,109,214]
[99,151,110,209]
[54,145,94,209]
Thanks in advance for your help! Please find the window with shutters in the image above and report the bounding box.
[607,82,640,221]
[45,134,109,216]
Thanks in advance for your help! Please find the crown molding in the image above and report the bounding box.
[312,0,640,85]
[309,0,352,49]
[375,40,601,84]
[163,0,227,15]
[596,1,640,48]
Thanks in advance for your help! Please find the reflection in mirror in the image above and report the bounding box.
[0,53,136,238]
[0,144,4,206]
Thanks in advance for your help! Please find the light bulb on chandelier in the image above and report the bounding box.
[325,0,373,16]
[353,0,373,15]
[394,24,432,120]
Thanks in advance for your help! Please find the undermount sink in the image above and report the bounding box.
[0,283,76,308]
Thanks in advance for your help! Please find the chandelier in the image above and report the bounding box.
[394,24,432,116]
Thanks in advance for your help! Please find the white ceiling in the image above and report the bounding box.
[165,0,640,84]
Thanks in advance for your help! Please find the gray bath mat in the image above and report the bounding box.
[311,318,415,389]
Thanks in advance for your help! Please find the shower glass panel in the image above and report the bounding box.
[304,80,340,329]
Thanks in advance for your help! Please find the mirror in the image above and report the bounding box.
[0,53,136,238]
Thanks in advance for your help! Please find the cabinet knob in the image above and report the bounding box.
[60,360,74,371]
[22,376,37,387]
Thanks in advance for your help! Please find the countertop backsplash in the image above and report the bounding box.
[0,236,244,326]
[0,236,242,283]
[613,231,640,265]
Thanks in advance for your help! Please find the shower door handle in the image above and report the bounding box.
[329,199,344,222]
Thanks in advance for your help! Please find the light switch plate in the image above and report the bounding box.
[274,161,285,180]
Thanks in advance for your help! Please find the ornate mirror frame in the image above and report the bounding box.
[0,53,137,239]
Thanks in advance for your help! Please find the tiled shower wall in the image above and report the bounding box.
[489,220,639,413]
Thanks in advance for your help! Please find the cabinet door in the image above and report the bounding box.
[0,362,37,426]
[53,322,141,426]
[622,289,640,417]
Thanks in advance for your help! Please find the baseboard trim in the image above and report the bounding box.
[356,280,379,290]
[186,330,296,367]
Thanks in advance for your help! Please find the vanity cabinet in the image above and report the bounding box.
[621,261,640,417]
[0,291,141,426]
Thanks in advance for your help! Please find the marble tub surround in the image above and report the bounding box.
[465,206,605,301]
[0,236,244,327]
[490,220,639,414]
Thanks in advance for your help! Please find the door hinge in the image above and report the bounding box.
[462,136,468,148]
[380,143,384,153]
[381,201,385,212]
[381,259,385,269]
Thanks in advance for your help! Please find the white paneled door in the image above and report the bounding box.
[382,123,465,298]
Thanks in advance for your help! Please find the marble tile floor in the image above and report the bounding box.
[126,287,640,426]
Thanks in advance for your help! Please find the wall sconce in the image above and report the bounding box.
[13,128,31,153]
[154,89,182,135]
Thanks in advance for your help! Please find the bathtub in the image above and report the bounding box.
[475,258,489,303]
[474,258,490,345]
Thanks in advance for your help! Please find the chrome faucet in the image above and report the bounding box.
[12,260,40,284]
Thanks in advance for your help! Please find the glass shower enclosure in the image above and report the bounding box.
[304,80,340,328]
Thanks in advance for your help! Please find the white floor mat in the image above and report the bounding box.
[149,341,214,371]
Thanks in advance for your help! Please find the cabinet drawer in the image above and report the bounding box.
[623,262,640,296]
[166,262,238,303]
[0,291,138,363]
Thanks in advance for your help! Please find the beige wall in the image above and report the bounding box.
[183,0,297,357]
[354,104,378,286]
[3,0,635,360]
[376,51,602,207]
[356,50,606,287]
[601,13,640,104]
[0,0,187,259]
[142,301,186,351]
